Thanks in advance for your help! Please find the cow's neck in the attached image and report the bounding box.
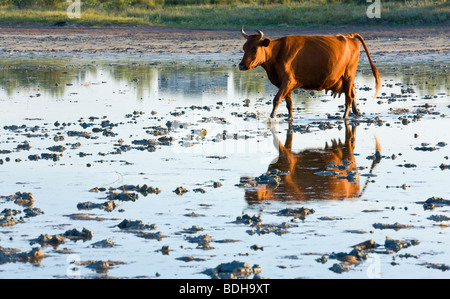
[260,40,282,87]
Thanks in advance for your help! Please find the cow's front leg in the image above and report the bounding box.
[270,92,282,118]
[270,81,292,119]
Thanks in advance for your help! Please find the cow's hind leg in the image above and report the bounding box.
[350,86,361,116]
[343,79,356,119]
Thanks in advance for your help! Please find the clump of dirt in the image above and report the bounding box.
[421,262,450,272]
[186,234,215,250]
[277,207,315,220]
[79,259,126,274]
[107,191,139,201]
[327,237,419,273]
[234,212,297,236]
[174,186,189,195]
[31,227,94,248]
[0,246,47,264]
[384,236,420,252]
[77,201,118,212]
[1,192,35,207]
[63,227,94,241]
[135,231,167,241]
[203,260,262,279]
[32,234,66,248]
[421,196,450,210]
[117,219,157,230]
[116,219,165,240]
[247,222,295,236]
[91,239,116,248]
[234,214,262,225]
[236,169,290,189]
[176,256,206,262]
[24,207,44,217]
[0,216,21,227]
[372,222,414,230]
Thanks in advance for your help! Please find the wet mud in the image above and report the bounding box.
[0,48,449,278]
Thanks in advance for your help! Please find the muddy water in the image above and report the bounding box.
[0,54,449,278]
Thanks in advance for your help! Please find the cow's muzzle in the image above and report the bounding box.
[239,64,248,71]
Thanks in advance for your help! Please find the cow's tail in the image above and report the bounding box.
[351,33,381,100]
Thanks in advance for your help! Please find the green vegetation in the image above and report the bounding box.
[0,0,447,28]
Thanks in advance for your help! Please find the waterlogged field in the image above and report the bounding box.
[0,53,449,278]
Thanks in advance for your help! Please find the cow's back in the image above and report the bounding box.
[277,35,360,90]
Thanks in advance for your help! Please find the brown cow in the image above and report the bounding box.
[238,27,380,120]
[242,122,380,203]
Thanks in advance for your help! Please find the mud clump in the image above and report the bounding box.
[203,260,262,279]
[24,207,44,217]
[0,217,21,227]
[384,236,419,252]
[117,219,157,231]
[179,225,205,234]
[131,139,157,152]
[235,214,262,225]
[0,246,46,264]
[47,145,66,152]
[40,153,61,161]
[372,222,413,230]
[32,234,66,247]
[328,240,379,273]
[67,131,92,139]
[1,192,35,207]
[107,191,139,202]
[135,231,167,241]
[0,208,21,217]
[115,184,161,196]
[63,227,94,241]
[186,234,214,250]
[174,186,189,195]
[77,201,118,212]
[31,228,93,247]
[421,262,450,272]
[328,237,419,273]
[247,222,294,236]
[91,239,116,248]
[79,259,126,274]
[421,196,450,210]
[277,207,315,220]
[427,215,450,222]
[235,214,294,235]
[91,184,161,202]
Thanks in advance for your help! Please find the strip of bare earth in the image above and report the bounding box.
[0,25,448,59]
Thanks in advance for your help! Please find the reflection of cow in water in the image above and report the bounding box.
[243,122,380,203]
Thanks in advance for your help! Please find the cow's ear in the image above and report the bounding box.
[262,39,270,47]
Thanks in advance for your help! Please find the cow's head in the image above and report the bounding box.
[239,26,270,71]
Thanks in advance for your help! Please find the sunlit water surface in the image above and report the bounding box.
[0,53,449,278]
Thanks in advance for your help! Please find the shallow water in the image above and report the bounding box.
[0,53,449,279]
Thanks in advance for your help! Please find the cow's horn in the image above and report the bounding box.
[241,25,249,39]
[256,29,264,40]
